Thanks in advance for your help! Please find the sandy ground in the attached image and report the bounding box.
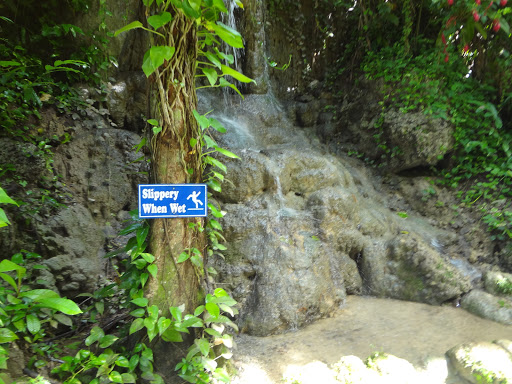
[230,295,512,384]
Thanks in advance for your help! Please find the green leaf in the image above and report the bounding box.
[129,354,140,371]
[53,313,73,327]
[131,297,149,307]
[0,188,18,206]
[130,318,144,335]
[214,288,228,297]
[122,373,137,383]
[130,308,146,317]
[147,264,158,278]
[218,78,243,98]
[214,145,239,159]
[136,226,149,247]
[170,306,183,322]
[36,298,82,315]
[150,46,175,70]
[161,328,183,342]
[499,18,510,35]
[204,135,217,148]
[26,314,41,334]
[0,61,21,67]
[99,334,119,348]
[181,0,201,19]
[19,289,59,301]
[114,21,143,37]
[193,110,210,130]
[196,338,211,356]
[205,302,220,318]
[0,260,26,278]
[205,51,222,69]
[157,317,171,335]
[142,46,176,77]
[194,305,205,316]
[204,328,222,337]
[109,370,123,383]
[208,179,222,193]
[204,156,227,173]
[147,119,159,126]
[209,118,226,133]
[202,67,218,86]
[147,12,172,30]
[190,254,203,268]
[221,64,254,83]
[0,328,18,343]
[0,273,17,292]
[212,22,244,48]
[190,137,198,148]
[0,209,10,227]
[86,326,105,346]
[177,252,190,263]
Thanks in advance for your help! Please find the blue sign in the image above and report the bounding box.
[138,184,208,218]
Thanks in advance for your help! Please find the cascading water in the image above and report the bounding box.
[198,2,512,383]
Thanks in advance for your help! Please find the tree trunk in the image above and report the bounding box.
[145,7,205,316]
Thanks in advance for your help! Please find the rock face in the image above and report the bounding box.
[203,93,477,335]
[0,106,147,297]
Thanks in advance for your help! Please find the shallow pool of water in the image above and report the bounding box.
[231,295,512,383]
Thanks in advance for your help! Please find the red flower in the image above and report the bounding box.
[493,19,501,31]
[473,10,480,21]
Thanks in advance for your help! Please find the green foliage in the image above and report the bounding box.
[50,211,238,384]
[362,39,512,240]
[0,252,81,372]
[495,276,512,295]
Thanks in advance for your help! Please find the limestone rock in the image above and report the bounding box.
[383,109,454,172]
[333,355,381,384]
[35,204,105,296]
[362,235,471,304]
[446,341,512,383]
[484,270,512,296]
[461,290,512,325]
[366,353,419,384]
[105,72,147,131]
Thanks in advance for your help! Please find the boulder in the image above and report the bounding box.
[382,109,454,172]
[446,341,512,383]
[362,235,471,304]
[461,290,512,325]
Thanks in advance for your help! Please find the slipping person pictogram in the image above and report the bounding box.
[187,191,203,210]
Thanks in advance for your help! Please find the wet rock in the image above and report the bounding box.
[446,341,512,383]
[461,290,512,325]
[362,235,472,304]
[219,198,346,336]
[217,152,274,203]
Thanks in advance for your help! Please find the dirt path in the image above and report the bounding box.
[231,295,512,383]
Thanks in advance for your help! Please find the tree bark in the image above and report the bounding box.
[145,7,205,316]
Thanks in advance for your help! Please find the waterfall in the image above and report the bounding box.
[222,0,244,100]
